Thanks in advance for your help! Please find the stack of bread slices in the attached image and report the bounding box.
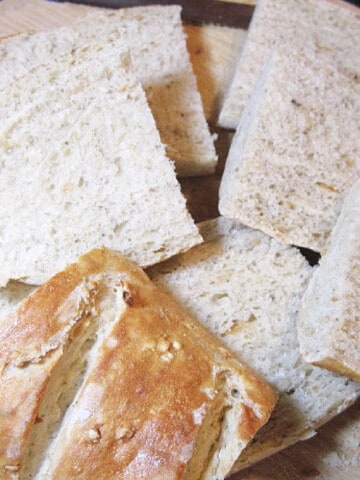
[0,1,359,479]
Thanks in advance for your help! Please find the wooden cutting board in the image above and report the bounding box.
[0,1,359,479]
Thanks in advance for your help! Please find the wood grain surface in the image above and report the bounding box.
[0,1,359,479]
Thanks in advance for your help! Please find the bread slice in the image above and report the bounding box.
[218,0,360,129]
[297,179,360,382]
[0,5,217,177]
[0,40,202,287]
[0,248,276,480]
[148,217,360,472]
[219,49,360,253]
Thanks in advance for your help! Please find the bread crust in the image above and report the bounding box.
[0,248,276,479]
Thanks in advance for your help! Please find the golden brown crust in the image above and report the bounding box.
[47,249,276,478]
[0,248,277,478]
[49,315,215,478]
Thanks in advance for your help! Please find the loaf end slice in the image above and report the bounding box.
[148,217,360,472]
[219,49,360,253]
[297,179,360,382]
[218,0,360,129]
[0,40,201,287]
[0,248,276,479]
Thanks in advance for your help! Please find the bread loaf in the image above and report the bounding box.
[0,248,276,479]
[0,40,201,287]
[148,217,360,472]
[0,5,217,177]
[218,0,360,129]
[219,49,360,253]
[297,179,360,382]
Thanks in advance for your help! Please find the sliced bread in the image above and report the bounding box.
[0,248,276,479]
[148,217,360,472]
[297,179,360,382]
[218,0,360,129]
[0,5,217,177]
[219,50,360,253]
[0,41,201,287]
